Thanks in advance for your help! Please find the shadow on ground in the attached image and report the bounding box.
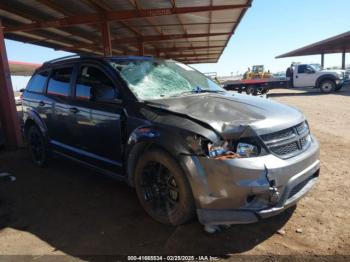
[0,149,294,258]
[267,84,350,98]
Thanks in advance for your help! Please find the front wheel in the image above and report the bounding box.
[319,79,335,93]
[27,125,48,167]
[134,149,195,225]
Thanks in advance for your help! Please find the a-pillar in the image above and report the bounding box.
[0,20,22,147]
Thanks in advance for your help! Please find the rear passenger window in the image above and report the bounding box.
[47,67,73,97]
[26,71,49,93]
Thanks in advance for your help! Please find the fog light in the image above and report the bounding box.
[269,186,280,204]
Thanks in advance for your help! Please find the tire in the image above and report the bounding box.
[134,148,195,226]
[319,79,335,93]
[246,86,254,95]
[27,125,48,167]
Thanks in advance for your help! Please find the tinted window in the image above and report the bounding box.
[26,71,49,93]
[47,67,73,97]
[76,66,116,101]
[298,65,307,74]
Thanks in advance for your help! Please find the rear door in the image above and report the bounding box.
[44,65,76,148]
[23,69,50,124]
[69,63,123,173]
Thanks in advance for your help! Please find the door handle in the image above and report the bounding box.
[39,101,45,107]
[296,75,298,78]
[69,107,79,114]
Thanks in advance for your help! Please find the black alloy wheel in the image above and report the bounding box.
[134,149,195,225]
[27,125,47,167]
[141,161,179,216]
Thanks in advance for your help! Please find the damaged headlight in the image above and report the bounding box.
[236,142,259,157]
[207,141,235,158]
[207,140,261,159]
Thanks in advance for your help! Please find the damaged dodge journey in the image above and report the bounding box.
[22,55,320,230]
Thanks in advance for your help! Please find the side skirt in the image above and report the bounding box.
[52,149,127,183]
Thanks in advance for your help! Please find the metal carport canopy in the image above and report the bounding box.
[0,0,253,147]
[1,0,252,64]
[276,31,350,69]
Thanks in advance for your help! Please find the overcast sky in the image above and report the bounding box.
[4,0,350,77]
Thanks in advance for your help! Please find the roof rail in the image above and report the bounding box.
[43,55,81,64]
[43,54,101,65]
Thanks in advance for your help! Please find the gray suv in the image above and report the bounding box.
[22,55,320,230]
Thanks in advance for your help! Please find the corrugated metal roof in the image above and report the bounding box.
[276,31,350,58]
[1,0,252,64]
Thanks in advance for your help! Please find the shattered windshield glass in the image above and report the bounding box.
[108,58,223,100]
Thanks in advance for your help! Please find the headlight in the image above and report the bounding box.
[207,140,260,159]
[207,141,233,158]
[236,142,259,157]
[337,73,344,79]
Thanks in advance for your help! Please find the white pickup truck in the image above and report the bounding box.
[292,64,346,93]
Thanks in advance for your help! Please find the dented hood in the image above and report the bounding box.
[146,92,305,138]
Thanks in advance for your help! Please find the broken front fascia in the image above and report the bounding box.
[184,125,278,209]
[181,128,320,225]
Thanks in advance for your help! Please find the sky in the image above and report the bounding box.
[4,0,350,77]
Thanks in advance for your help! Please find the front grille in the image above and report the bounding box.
[300,135,311,148]
[261,129,294,142]
[270,142,298,156]
[260,121,311,158]
[288,174,316,199]
[345,70,350,80]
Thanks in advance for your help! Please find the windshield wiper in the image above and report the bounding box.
[172,87,225,97]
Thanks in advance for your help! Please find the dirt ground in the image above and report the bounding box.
[0,85,349,261]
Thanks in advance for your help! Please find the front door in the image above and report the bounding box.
[294,65,317,87]
[70,64,123,173]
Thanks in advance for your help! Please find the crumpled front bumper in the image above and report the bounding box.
[180,136,320,225]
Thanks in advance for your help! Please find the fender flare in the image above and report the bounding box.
[316,74,337,88]
[125,126,191,187]
[23,109,49,140]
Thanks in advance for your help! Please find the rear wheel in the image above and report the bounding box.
[319,79,335,93]
[27,125,48,167]
[134,149,195,225]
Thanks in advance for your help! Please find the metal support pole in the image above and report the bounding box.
[341,51,346,70]
[101,21,112,56]
[321,53,324,68]
[0,20,22,147]
[138,41,144,56]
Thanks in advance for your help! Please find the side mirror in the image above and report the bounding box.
[19,88,25,93]
[306,69,315,74]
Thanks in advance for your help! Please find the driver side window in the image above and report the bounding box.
[298,65,307,74]
[76,66,117,101]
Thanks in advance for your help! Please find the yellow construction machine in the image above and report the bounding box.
[243,65,271,79]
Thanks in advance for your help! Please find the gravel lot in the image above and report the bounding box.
[0,85,349,260]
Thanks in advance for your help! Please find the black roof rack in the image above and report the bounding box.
[43,54,102,65]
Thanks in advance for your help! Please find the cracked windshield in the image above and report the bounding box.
[109,59,223,100]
